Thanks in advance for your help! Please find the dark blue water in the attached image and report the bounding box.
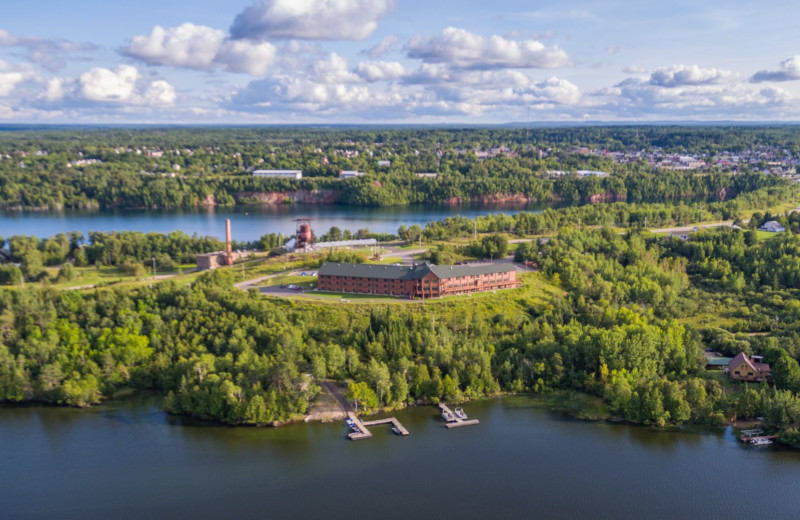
[0,203,545,242]
[2,395,800,519]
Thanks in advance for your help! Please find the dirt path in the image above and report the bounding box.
[305,380,350,422]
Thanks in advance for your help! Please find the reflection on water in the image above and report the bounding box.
[0,202,553,241]
[2,395,800,520]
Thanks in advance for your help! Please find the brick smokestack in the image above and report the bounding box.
[225,219,234,266]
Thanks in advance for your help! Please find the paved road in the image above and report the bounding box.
[233,270,303,291]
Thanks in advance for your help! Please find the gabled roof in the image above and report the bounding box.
[729,352,756,372]
[729,352,770,373]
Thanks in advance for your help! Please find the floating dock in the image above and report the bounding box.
[739,429,776,445]
[347,412,372,440]
[439,403,479,429]
[346,411,409,440]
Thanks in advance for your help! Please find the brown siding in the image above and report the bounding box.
[319,268,517,299]
[730,361,765,382]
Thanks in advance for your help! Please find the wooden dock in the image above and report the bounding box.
[347,412,372,440]
[363,417,410,436]
[439,403,479,429]
[346,411,409,440]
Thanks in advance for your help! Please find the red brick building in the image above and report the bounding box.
[317,262,517,299]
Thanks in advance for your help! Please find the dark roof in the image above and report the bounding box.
[429,263,515,279]
[318,262,430,280]
[729,352,770,373]
[318,261,515,281]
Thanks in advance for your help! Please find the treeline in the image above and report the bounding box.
[0,124,794,209]
[5,201,800,443]
[0,231,225,283]
[421,184,794,240]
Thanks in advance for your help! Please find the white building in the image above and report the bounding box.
[377,160,391,167]
[339,170,365,179]
[312,238,378,250]
[759,220,786,233]
[253,169,303,179]
[415,172,438,178]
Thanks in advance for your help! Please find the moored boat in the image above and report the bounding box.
[454,407,467,420]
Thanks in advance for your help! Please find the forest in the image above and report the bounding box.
[0,125,795,209]
[4,200,800,447]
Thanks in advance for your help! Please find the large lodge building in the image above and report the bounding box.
[317,261,518,299]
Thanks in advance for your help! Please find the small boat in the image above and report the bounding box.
[442,410,456,422]
[454,407,467,420]
[391,426,402,435]
[752,437,773,446]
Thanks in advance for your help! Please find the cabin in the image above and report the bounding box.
[728,352,770,382]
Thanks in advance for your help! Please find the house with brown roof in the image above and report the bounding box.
[728,352,770,382]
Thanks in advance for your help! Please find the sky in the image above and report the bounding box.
[1,0,800,124]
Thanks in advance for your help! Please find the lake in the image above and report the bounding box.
[3,395,800,519]
[0,203,549,242]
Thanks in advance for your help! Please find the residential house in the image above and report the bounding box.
[728,352,770,382]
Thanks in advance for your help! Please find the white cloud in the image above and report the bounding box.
[233,76,403,113]
[599,75,794,118]
[751,56,800,83]
[0,28,96,70]
[312,53,360,84]
[364,34,398,58]
[125,24,224,69]
[76,65,175,106]
[230,0,393,41]
[623,65,647,74]
[124,23,277,76]
[406,27,571,69]
[215,40,277,76]
[648,65,737,87]
[355,60,405,82]
[42,77,66,101]
[429,76,581,108]
[0,59,32,96]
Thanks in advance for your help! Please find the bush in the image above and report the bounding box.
[119,260,146,276]
[154,253,175,271]
[56,263,78,282]
[0,264,23,285]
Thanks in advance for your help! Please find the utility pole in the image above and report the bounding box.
[152,257,156,279]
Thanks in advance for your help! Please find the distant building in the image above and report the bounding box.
[576,170,610,178]
[759,220,785,233]
[253,169,303,179]
[318,261,517,299]
[728,352,770,382]
[377,160,391,167]
[313,239,378,251]
[415,172,438,178]
[339,170,365,179]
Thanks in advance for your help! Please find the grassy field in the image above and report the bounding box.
[42,263,197,289]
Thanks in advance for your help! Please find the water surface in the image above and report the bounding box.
[0,203,548,241]
[3,396,800,519]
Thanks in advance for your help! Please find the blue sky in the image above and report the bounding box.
[1,0,799,123]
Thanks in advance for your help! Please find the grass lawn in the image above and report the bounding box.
[755,230,784,241]
[677,312,738,328]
